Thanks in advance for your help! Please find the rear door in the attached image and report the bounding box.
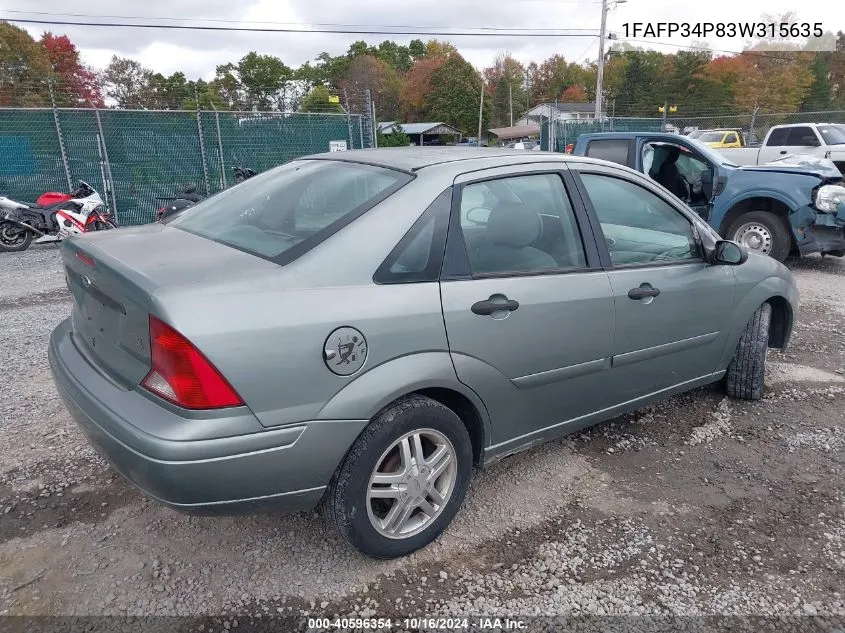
[439,164,614,448]
[758,126,822,163]
[570,163,737,406]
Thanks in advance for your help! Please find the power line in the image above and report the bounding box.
[3,17,601,37]
[2,9,601,31]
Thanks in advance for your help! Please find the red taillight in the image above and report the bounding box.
[76,251,95,268]
[565,143,574,154]
[141,316,244,410]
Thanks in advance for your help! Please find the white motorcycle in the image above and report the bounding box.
[0,181,117,253]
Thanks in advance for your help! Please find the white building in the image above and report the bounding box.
[515,102,607,127]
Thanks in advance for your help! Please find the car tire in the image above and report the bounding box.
[726,212,791,262]
[323,394,473,559]
[724,302,771,401]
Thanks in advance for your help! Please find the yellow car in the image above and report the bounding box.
[697,129,744,149]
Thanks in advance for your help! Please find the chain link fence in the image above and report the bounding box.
[0,101,375,226]
[538,107,845,152]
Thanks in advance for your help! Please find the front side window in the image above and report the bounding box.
[765,127,790,146]
[171,160,411,262]
[580,173,699,266]
[818,125,845,145]
[458,173,587,275]
[725,133,738,143]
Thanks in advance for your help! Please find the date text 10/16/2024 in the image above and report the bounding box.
[307,617,527,630]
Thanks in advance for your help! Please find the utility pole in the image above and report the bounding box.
[509,81,513,127]
[594,0,609,121]
[477,74,484,143]
[595,0,625,122]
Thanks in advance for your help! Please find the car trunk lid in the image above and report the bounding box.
[62,224,279,388]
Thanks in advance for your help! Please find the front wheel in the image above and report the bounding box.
[726,211,791,262]
[724,302,772,401]
[323,395,473,559]
[0,221,33,252]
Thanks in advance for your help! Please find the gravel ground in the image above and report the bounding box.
[1,244,844,630]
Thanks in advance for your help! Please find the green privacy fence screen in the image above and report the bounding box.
[0,108,372,226]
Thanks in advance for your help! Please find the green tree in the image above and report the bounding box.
[377,124,411,147]
[0,21,51,106]
[299,85,343,113]
[100,55,152,108]
[408,39,427,59]
[485,53,527,127]
[802,53,833,111]
[428,56,489,134]
[237,52,293,110]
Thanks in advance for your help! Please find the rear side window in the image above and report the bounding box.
[585,139,630,166]
[374,188,451,284]
[765,127,790,146]
[171,160,412,263]
[785,126,820,147]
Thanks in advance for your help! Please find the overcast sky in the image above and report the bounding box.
[7,0,843,78]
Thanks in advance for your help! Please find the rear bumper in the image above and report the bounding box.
[48,318,368,514]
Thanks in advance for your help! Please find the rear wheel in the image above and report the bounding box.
[323,395,472,559]
[726,211,791,262]
[90,218,118,231]
[724,302,771,401]
[0,221,33,253]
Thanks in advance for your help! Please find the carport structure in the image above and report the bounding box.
[488,124,541,145]
[378,121,463,146]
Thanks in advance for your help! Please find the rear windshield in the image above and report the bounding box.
[170,160,412,263]
[698,132,725,142]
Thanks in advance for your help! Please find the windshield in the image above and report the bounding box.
[818,125,845,145]
[698,132,725,142]
[686,138,740,167]
[170,160,412,262]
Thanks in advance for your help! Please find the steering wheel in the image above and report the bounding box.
[465,207,491,226]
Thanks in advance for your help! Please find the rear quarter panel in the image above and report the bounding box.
[150,172,463,430]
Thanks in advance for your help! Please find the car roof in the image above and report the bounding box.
[301,147,575,173]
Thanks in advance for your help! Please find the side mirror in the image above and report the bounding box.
[183,184,197,194]
[712,240,747,265]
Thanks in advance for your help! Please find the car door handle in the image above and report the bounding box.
[628,285,661,300]
[779,150,787,154]
[471,298,520,316]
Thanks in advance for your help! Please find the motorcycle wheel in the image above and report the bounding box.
[0,221,33,253]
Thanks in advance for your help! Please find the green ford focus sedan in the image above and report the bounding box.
[49,148,797,559]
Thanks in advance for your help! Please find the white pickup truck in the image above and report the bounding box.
[719,123,845,174]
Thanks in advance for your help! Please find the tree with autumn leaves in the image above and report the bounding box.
[0,22,102,107]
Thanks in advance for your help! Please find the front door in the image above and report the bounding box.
[640,140,714,222]
[758,125,822,164]
[439,167,615,450]
[573,167,737,406]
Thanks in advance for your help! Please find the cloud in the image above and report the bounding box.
[11,0,844,78]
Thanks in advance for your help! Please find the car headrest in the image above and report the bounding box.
[486,202,542,247]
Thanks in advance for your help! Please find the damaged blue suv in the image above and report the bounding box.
[573,132,845,262]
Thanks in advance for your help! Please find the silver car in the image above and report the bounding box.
[49,148,797,559]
